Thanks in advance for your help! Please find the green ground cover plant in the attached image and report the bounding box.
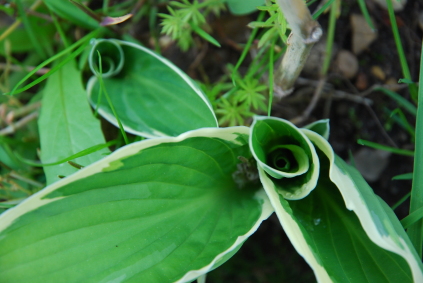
[0,0,422,282]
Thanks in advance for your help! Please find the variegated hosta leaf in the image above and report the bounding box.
[250,116,423,283]
[250,116,320,199]
[0,127,273,283]
[86,39,217,138]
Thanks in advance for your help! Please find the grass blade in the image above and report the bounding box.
[15,0,47,59]
[402,206,423,229]
[321,0,337,76]
[312,0,335,20]
[356,0,375,31]
[375,87,417,116]
[96,51,129,145]
[407,38,423,258]
[268,39,275,116]
[392,173,413,180]
[385,0,418,101]
[16,141,116,167]
[357,139,414,156]
[232,11,265,85]
[5,29,101,96]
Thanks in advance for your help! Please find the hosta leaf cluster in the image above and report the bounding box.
[0,38,422,283]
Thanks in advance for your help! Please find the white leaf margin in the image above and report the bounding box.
[258,165,332,282]
[302,128,423,282]
[86,39,218,138]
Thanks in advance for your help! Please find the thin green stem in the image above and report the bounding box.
[50,10,70,48]
[357,0,375,31]
[268,40,275,116]
[97,51,129,145]
[385,0,418,101]
[232,11,265,85]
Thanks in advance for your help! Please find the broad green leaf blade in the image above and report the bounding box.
[86,39,218,138]
[0,127,273,283]
[38,60,109,185]
[43,0,98,29]
[251,117,423,282]
[226,0,264,15]
[250,116,319,199]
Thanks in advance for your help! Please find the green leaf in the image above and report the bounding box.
[38,60,109,185]
[0,127,272,282]
[303,119,330,140]
[226,0,264,15]
[250,116,423,282]
[250,116,320,199]
[87,39,217,138]
[392,173,413,180]
[43,0,98,29]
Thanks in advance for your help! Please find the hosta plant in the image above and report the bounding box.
[0,39,422,283]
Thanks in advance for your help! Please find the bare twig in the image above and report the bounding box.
[9,172,44,188]
[0,63,51,75]
[6,101,41,123]
[364,103,398,148]
[0,112,38,136]
[290,77,326,125]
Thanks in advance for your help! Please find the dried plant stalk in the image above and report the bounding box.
[274,0,322,97]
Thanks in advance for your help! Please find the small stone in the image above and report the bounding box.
[353,148,391,182]
[371,65,386,81]
[355,72,368,90]
[303,37,337,78]
[370,0,406,11]
[334,50,359,79]
[351,14,377,55]
[385,77,402,92]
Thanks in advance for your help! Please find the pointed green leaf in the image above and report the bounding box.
[0,127,272,283]
[38,60,109,185]
[86,39,218,138]
[251,116,423,282]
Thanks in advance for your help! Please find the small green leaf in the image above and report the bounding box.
[190,23,221,47]
[226,0,265,15]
